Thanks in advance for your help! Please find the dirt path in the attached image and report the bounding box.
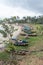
[12,26,22,39]
[19,54,43,65]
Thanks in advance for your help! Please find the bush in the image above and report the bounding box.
[0,30,7,37]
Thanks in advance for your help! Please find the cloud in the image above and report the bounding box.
[0,0,43,18]
[2,0,43,14]
[0,4,40,18]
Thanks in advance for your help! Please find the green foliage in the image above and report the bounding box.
[0,52,10,60]
[2,23,10,33]
[6,42,16,53]
[0,30,7,37]
[0,16,43,24]
[2,23,14,38]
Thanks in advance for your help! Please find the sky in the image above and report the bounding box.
[0,0,43,18]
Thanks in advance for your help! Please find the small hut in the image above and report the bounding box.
[23,25,31,34]
[11,37,17,44]
[14,40,28,46]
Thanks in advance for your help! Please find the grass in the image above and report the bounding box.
[31,51,43,58]
[28,35,43,46]
[15,45,28,51]
[18,35,43,49]
[0,52,10,60]
[18,35,43,65]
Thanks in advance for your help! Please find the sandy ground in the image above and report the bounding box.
[12,26,22,39]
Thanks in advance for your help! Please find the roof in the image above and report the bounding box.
[11,36,17,41]
[24,25,31,30]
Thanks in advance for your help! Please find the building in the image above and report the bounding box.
[23,25,31,34]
